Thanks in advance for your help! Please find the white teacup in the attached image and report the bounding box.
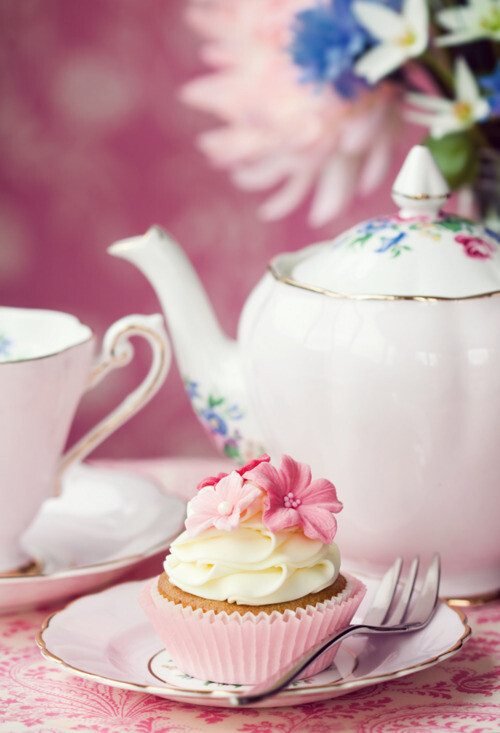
[0,307,170,574]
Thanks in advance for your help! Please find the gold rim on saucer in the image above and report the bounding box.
[0,558,43,578]
[445,588,500,608]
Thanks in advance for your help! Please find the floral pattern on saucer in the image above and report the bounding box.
[148,648,351,692]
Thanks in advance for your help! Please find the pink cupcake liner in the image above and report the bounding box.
[140,573,366,685]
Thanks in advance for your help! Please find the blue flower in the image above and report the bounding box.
[375,231,406,253]
[479,62,500,116]
[184,379,200,400]
[289,0,403,98]
[227,404,244,420]
[201,408,228,436]
[289,0,370,98]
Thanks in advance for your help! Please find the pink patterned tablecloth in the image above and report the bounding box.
[1,458,499,733]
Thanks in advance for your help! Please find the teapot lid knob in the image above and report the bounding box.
[391,145,450,219]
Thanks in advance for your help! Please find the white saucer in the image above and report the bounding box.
[0,464,185,614]
[38,576,471,708]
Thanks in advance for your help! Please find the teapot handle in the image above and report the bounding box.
[55,314,171,495]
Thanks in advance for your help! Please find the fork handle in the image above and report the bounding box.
[230,621,416,706]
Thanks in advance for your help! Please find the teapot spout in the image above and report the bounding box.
[109,226,230,371]
[108,226,265,463]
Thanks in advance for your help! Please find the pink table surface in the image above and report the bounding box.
[1,458,499,733]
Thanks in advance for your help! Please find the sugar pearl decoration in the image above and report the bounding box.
[283,491,301,509]
[217,500,232,515]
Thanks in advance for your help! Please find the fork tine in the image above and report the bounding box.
[363,556,403,627]
[406,553,441,625]
[386,556,419,626]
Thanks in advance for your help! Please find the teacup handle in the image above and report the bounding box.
[55,314,171,494]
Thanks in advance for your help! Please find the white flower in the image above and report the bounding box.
[406,58,490,138]
[437,0,500,46]
[353,0,429,84]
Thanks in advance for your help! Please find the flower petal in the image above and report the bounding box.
[232,155,296,191]
[214,512,241,532]
[199,126,274,166]
[355,44,408,84]
[430,112,467,138]
[279,455,312,496]
[309,154,359,226]
[216,471,243,500]
[436,30,482,47]
[262,505,302,533]
[405,109,442,129]
[197,471,228,490]
[239,454,271,477]
[404,0,429,46]
[473,98,491,122]
[358,127,393,194]
[245,461,285,497]
[353,2,406,40]
[185,513,218,536]
[300,506,338,544]
[185,486,221,536]
[306,478,343,513]
[406,92,453,112]
[258,166,315,221]
[436,6,470,32]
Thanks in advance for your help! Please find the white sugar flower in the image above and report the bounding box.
[437,0,500,46]
[353,0,429,84]
[406,58,490,138]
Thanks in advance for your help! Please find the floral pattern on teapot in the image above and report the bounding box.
[335,214,500,260]
[183,377,266,463]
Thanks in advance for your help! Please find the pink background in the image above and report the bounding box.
[0,0,411,460]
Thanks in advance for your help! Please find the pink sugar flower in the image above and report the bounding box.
[186,471,262,536]
[246,455,342,544]
[197,453,271,490]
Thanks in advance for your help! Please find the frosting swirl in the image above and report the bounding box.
[165,509,340,605]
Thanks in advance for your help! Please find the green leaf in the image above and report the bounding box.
[224,443,240,459]
[424,132,479,190]
[349,234,370,248]
[208,395,224,408]
[438,217,464,232]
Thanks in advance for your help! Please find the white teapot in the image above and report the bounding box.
[109,146,500,600]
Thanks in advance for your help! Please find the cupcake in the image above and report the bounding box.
[140,454,365,685]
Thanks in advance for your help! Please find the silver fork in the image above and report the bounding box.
[226,553,441,706]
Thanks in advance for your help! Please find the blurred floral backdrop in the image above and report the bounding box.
[0,0,412,459]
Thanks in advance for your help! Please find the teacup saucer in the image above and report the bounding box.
[0,464,185,614]
[38,576,470,708]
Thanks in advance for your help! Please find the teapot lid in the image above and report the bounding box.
[280,146,500,300]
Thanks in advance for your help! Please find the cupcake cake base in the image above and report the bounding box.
[141,572,365,685]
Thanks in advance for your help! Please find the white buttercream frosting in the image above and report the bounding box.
[165,504,341,605]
